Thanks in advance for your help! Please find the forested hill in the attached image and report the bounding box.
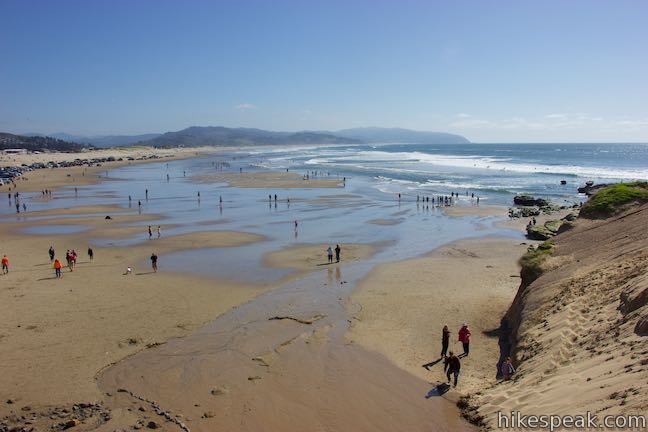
[0,132,89,152]
[141,126,362,147]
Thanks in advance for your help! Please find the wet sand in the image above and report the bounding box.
[0,214,271,409]
[98,262,473,432]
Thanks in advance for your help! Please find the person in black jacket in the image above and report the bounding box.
[444,351,461,387]
[441,325,450,358]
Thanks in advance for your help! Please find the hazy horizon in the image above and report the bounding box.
[1,0,647,142]
[7,126,648,145]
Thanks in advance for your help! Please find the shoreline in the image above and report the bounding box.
[0,146,220,194]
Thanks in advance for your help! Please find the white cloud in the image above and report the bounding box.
[235,103,257,111]
[449,118,497,129]
[456,113,471,118]
[500,117,544,129]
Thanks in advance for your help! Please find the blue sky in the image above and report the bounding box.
[1,0,647,142]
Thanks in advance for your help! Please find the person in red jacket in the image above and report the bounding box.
[1,255,9,274]
[458,323,471,357]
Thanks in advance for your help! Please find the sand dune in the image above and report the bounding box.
[463,203,648,428]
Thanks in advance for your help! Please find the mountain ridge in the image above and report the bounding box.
[17,126,471,148]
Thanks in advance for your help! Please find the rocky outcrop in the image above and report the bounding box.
[577,182,608,195]
[525,213,578,240]
[526,220,563,240]
[513,195,549,207]
[508,206,540,218]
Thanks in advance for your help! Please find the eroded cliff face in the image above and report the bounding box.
[463,203,648,429]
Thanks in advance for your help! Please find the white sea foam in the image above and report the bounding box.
[307,149,648,180]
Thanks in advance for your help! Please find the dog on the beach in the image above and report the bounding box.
[124,267,132,275]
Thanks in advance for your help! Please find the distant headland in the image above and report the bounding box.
[6,126,470,150]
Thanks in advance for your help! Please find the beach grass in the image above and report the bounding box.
[580,182,648,218]
[519,241,554,284]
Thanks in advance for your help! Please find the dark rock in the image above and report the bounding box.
[202,411,215,418]
[62,419,80,429]
[146,421,159,429]
[634,315,648,336]
[211,386,228,396]
[514,195,549,207]
[508,207,541,218]
[578,183,608,195]
[5,400,13,405]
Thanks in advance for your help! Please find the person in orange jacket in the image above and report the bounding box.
[458,323,471,357]
[54,259,63,278]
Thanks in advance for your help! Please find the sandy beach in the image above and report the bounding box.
[1,148,608,432]
[0,152,501,431]
[0,146,217,193]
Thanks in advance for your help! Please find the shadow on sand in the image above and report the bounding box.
[425,383,451,398]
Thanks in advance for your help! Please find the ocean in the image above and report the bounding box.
[246,143,648,205]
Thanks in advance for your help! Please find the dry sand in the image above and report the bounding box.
[347,238,530,399]
[194,171,343,188]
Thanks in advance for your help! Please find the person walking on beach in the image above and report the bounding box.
[441,325,450,358]
[87,247,94,261]
[458,323,472,357]
[150,252,158,273]
[54,259,62,278]
[70,250,77,271]
[49,246,55,262]
[444,351,461,387]
[501,357,516,380]
[148,225,152,239]
[327,246,333,264]
[1,255,9,274]
[335,244,341,263]
[157,225,161,238]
